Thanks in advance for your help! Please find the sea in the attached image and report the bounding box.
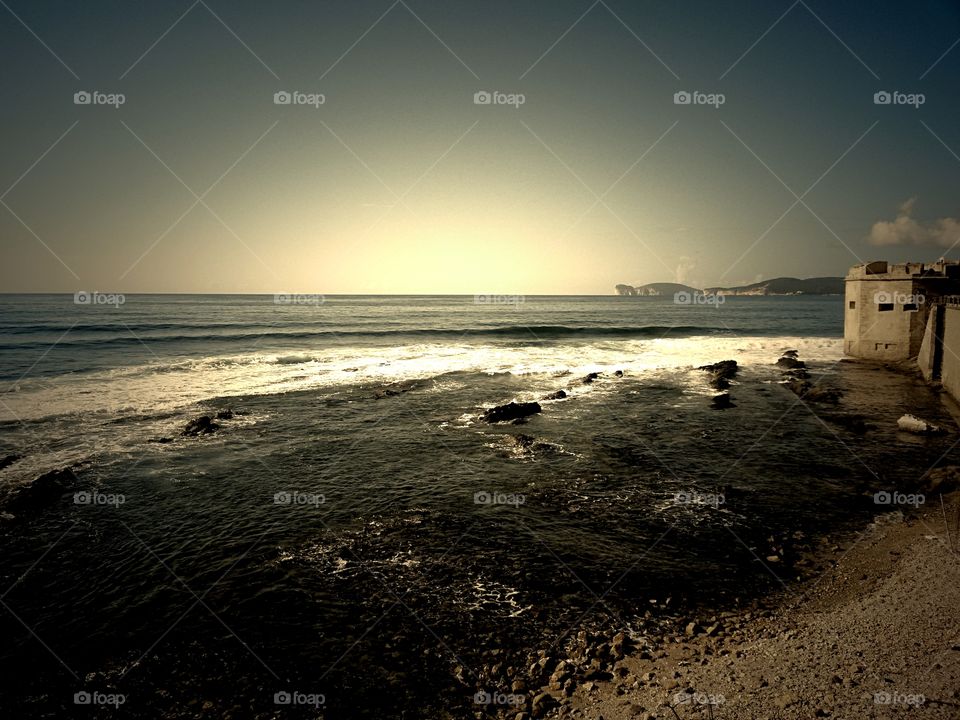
[0,294,954,718]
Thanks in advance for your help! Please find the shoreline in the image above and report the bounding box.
[549,491,960,719]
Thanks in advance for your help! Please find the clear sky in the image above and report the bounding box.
[2,0,960,294]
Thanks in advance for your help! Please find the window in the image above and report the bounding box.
[878,303,894,311]
[903,303,918,311]
[848,301,856,309]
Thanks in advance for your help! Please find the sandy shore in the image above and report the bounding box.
[541,492,960,720]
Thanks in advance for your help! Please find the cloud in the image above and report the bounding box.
[868,198,960,248]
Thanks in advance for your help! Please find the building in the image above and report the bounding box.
[844,259,960,361]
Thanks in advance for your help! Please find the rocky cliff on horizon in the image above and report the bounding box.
[616,277,843,296]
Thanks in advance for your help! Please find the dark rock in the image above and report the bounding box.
[531,692,557,717]
[777,356,806,369]
[509,434,536,450]
[215,409,234,420]
[923,466,960,493]
[149,437,174,444]
[481,401,542,424]
[373,379,421,399]
[782,349,799,358]
[823,414,873,433]
[614,370,624,377]
[698,360,738,378]
[182,415,221,436]
[5,468,78,515]
[698,360,738,389]
[542,390,567,401]
[785,379,842,404]
[711,393,735,409]
[582,372,601,384]
[0,454,22,471]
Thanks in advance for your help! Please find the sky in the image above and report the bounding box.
[1,0,960,294]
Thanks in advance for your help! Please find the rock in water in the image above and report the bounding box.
[698,360,738,389]
[897,414,943,434]
[541,390,567,401]
[581,372,601,384]
[0,454,22,470]
[215,409,234,420]
[4,468,78,515]
[777,355,806,369]
[712,393,735,409]
[481,401,542,424]
[182,415,220,436]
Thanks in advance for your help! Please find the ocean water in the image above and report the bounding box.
[0,294,954,718]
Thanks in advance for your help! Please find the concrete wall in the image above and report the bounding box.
[941,307,960,400]
[844,278,925,360]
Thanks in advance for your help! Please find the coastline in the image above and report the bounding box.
[553,491,960,720]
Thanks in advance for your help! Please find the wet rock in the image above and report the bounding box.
[784,379,842,404]
[923,466,960,493]
[897,414,943,434]
[777,355,806,369]
[711,393,735,409]
[698,360,738,390]
[182,415,220,436]
[215,409,234,420]
[782,349,799,358]
[0,454,22,470]
[582,372,601,384]
[509,434,536,450]
[614,370,624,377]
[4,468,79,515]
[823,414,873,433]
[149,437,174,444]
[541,390,567,401]
[373,379,421,399]
[482,402,542,424]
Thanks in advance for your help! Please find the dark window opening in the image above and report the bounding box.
[903,303,918,311]
[878,303,894,311]
[848,300,856,309]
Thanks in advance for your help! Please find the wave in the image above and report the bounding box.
[0,325,743,350]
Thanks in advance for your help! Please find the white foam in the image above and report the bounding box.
[0,336,842,423]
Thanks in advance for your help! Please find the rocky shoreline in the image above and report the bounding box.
[558,490,960,720]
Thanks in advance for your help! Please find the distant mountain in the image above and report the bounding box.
[615,282,701,296]
[615,276,843,296]
[704,277,843,296]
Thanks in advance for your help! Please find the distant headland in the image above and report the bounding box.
[615,276,843,296]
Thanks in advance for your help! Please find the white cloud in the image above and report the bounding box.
[868,198,960,248]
